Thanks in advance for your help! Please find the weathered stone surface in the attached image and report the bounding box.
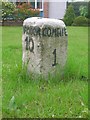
[22,17,68,76]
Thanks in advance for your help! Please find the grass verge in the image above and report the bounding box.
[2,26,88,118]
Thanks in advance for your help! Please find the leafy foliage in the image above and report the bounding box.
[14,3,40,20]
[79,5,88,18]
[72,16,88,26]
[2,2,16,20]
[67,2,88,17]
[87,1,90,19]
[64,4,75,26]
[2,2,40,21]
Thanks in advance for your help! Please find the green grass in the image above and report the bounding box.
[2,26,88,118]
[0,26,2,119]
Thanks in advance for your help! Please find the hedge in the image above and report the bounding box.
[67,2,88,17]
[72,16,88,26]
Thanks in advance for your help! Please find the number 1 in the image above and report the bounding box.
[52,49,57,66]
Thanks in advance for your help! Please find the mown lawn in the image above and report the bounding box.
[2,26,88,118]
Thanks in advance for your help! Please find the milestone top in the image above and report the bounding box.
[23,17,68,37]
[23,17,66,28]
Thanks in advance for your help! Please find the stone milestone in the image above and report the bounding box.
[22,17,68,76]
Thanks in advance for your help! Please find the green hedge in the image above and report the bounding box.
[63,4,75,26]
[67,2,88,17]
[72,16,88,26]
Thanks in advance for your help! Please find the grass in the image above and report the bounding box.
[2,26,88,118]
[0,26,2,119]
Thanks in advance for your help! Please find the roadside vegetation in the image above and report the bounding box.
[2,26,88,118]
[63,2,90,26]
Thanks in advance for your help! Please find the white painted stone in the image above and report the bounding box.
[22,17,68,76]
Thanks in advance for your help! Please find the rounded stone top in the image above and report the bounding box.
[23,17,66,28]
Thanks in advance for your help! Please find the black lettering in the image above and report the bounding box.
[24,26,67,37]
[25,36,29,50]
[56,28,59,37]
[61,28,63,36]
[52,28,60,37]
[35,26,41,36]
[57,28,62,37]
[29,26,33,35]
[32,27,36,36]
[29,37,34,52]
[27,26,29,34]
[23,25,28,34]
[55,28,62,37]
[52,28,56,37]
[25,36,34,52]
[64,27,68,36]
[42,28,48,36]
[50,28,53,37]
[47,27,52,37]
[52,49,57,66]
